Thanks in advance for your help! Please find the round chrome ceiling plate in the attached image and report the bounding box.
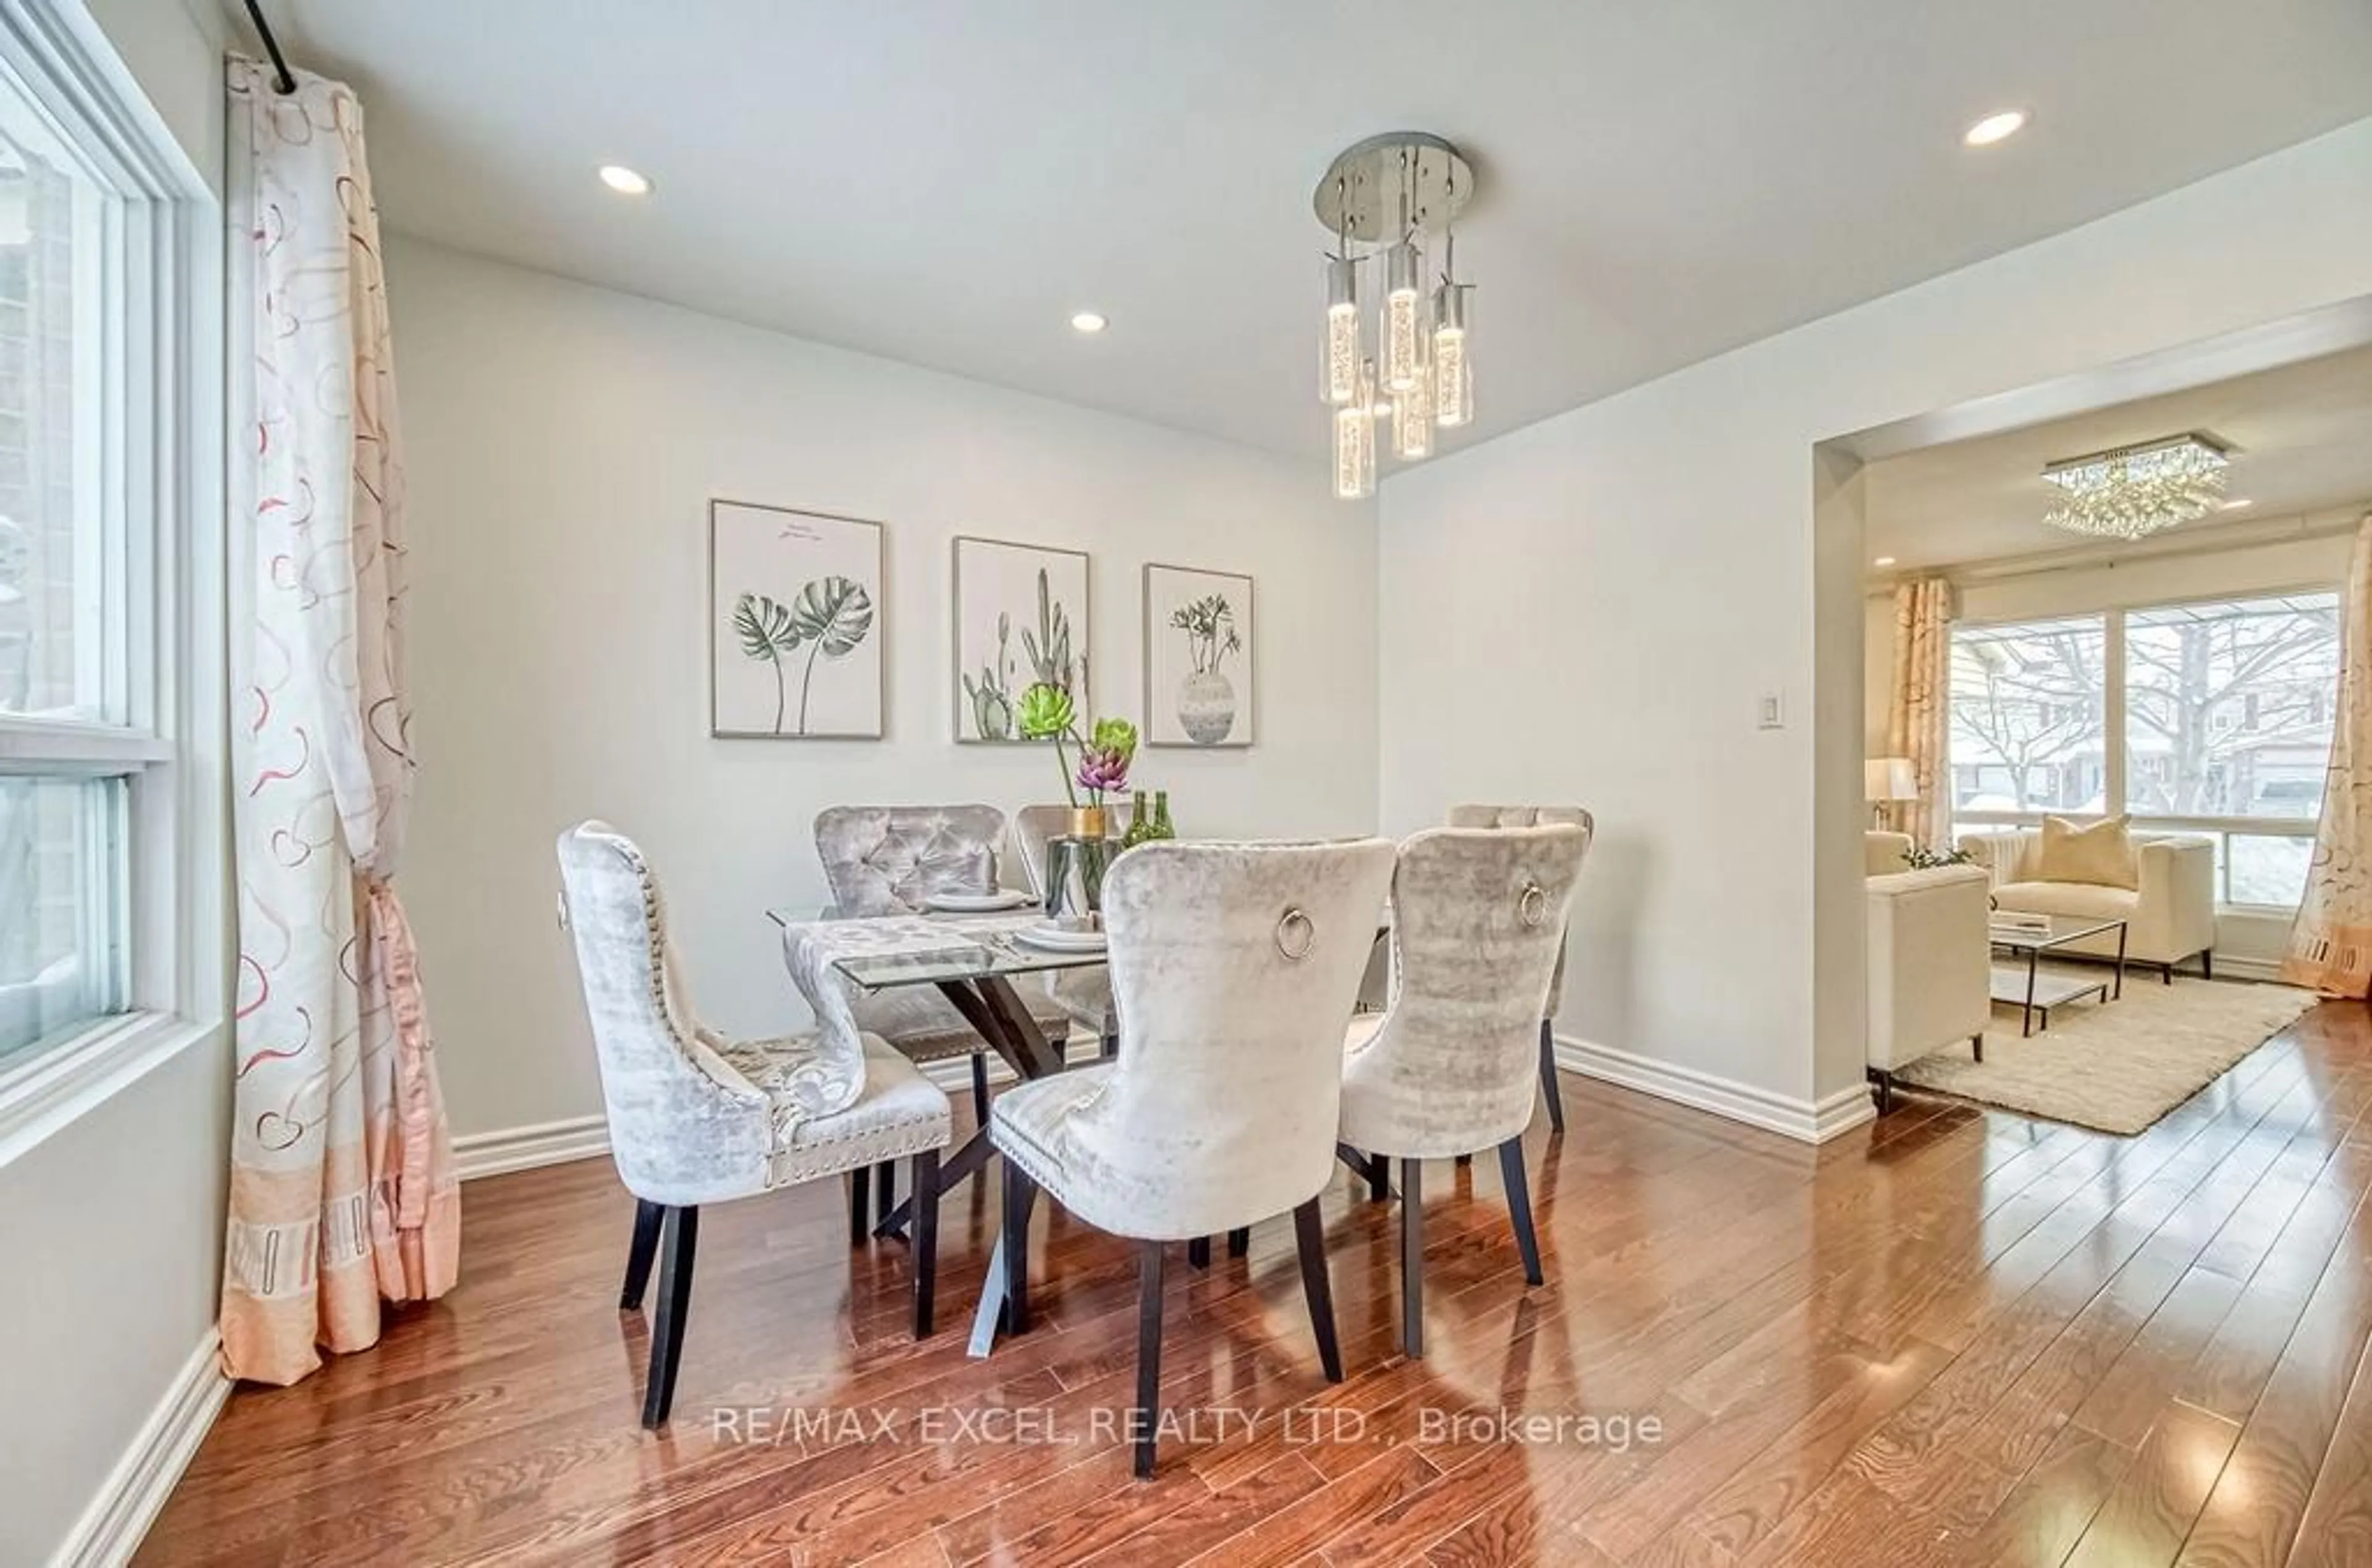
[1312,132,1474,243]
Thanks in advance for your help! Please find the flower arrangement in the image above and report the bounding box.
[1903,844,1975,870]
[1016,682,1138,811]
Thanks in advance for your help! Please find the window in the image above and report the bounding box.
[0,7,208,1084]
[1949,591,2340,912]
[1948,614,2107,814]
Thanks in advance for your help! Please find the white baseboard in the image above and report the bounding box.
[53,1331,229,1568]
[1553,1034,1875,1144]
[452,1113,610,1181]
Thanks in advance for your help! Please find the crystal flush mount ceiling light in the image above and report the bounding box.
[2041,433,2230,540]
[1313,133,1476,498]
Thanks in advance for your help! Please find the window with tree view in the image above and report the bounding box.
[1946,592,2340,911]
[1948,615,2108,815]
[2126,593,2337,907]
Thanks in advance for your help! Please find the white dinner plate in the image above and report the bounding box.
[1012,923,1108,952]
[926,890,1037,913]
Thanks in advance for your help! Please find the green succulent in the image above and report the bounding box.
[1089,716,1138,763]
[1016,681,1076,740]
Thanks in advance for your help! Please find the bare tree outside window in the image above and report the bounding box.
[1948,616,2108,813]
[2124,593,2339,819]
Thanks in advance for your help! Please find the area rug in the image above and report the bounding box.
[1893,973,2316,1135]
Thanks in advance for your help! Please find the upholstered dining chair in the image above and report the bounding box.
[990,838,1397,1477]
[1340,823,1591,1357]
[1445,804,1595,1133]
[812,803,1075,1122]
[1009,802,1137,1056]
[557,822,953,1428]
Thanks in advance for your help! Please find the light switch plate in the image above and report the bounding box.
[1757,692,1785,729]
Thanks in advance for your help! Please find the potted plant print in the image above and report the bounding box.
[1169,592,1242,744]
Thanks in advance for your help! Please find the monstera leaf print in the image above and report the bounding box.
[785,575,874,735]
[733,591,801,733]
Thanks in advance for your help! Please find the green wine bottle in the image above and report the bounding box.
[1150,789,1175,841]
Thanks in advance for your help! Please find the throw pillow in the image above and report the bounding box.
[2037,815,2139,890]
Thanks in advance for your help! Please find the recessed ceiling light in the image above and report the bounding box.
[1873,556,1898,568]
[2219,497,2253,510]
[598,164,652,195]
[1070,311,1108,333]
[1963,110,2027,148]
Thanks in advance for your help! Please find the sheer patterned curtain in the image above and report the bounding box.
[2284,514,2372,998]
[220,59,458,1385]
[1887,578,1953,847]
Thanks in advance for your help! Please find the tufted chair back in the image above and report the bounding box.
[814,804,1006,916]
[1011,801,1135,898]
[1447,803,1594,834]
[1049,839,1396,1239]
[556,822,775,1205]
[1344,825,1592,1157]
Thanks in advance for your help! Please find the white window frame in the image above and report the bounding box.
[1949,584,2336,913]
[0,0,224,1159]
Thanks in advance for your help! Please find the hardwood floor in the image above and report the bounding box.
[139,1002,2372,1566]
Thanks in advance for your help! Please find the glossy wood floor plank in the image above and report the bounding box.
[135,1000,2372,1567]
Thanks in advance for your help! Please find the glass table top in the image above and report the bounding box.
[765,908,1109,992]
[1986,915,2126,953]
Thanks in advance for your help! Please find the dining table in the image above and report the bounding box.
[765,904,1110,1356]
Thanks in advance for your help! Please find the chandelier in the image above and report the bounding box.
[2041,434,2229,540]
[1314,133,1475,500]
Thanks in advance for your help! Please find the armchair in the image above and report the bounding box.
[1865,864,1990,1113]
[1958,828,2216,979]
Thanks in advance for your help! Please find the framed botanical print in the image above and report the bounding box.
[1143,562,1253,748]
[952,535,1089,743]
[709,500,884,739]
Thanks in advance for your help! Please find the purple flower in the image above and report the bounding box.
[1075,745,1130,795]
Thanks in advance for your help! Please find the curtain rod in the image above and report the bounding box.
[241,0,296,94]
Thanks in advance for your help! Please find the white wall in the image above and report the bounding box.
[3,7,229,1566]
[1378,115,2372,1132]
[385,237,1380,1142]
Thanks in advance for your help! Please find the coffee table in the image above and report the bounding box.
[1988,916,2127,1037]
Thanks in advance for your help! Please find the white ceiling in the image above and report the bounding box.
[247,1,2372,459]
[1864,342,2372,570]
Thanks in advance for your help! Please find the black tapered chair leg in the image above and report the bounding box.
[1227,1226,1250,1258]
[1001,1158,1035,1335]
[641,1205,699,1428]
[1499,1136,1544,1286]
[1187,1236,1211,1270]
[1369,1152,1388,1202]
[1538,1018,1566,1134]
[1100,1025,1119,1060]
[847,1166,870,1246]
[875,1161,896,1227]
[1292,1198,1344,1381]
[912,1148,941,1338]
[971,1052,992,1124]
[1400,1157,1424,1358]
[1132,1241,1166,1478]
[620,1199,664,1310]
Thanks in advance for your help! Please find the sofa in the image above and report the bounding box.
[1865,862,1991,1113]
[1957,828,2216,980]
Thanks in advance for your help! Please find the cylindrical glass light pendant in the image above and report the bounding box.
[1334,361,1376,500]
[1432,282,1473,429]
[1382,240,1424,392]
[1392,371,1434,461]
[1321,256,1360,405]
